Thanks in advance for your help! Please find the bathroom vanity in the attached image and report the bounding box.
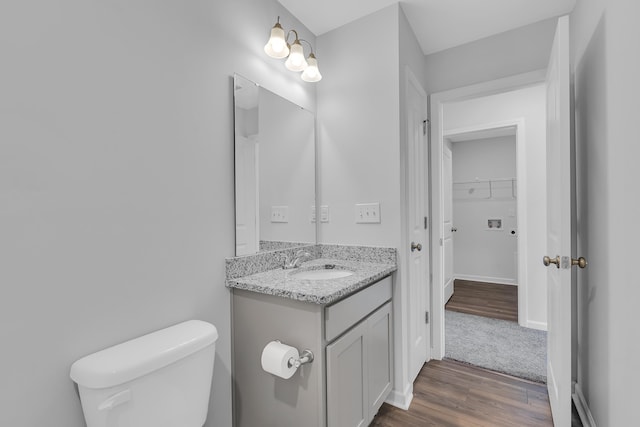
[228,256,396,427]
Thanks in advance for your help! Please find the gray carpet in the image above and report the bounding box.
[445,310,547,383]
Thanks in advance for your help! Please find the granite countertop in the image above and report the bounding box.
[226,258,396,305]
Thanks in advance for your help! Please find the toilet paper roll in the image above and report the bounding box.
[261,341,299,379]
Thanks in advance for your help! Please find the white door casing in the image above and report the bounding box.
[545,15,572,427]
[406,68,430,382]
[442,146,454,303]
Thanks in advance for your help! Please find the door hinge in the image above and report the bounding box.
[424,216,428,229]
[440,238,443,246]
[425,311,430,324]
[423,119,428,135]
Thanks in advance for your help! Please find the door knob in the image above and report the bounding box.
[543,255,560,268]
[572,257,587,268]
[411,242,422,252]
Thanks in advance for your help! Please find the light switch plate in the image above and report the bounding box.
[271,206,289,223]
[320,205,329,223]
[355,202,381,223]
[310,205,316,223]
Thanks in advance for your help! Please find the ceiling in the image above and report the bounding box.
[278,0,576,55]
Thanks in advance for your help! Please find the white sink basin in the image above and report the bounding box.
[290,269,354,280]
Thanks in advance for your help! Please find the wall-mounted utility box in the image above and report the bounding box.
[355,203,381,224]
[487,218,503,230]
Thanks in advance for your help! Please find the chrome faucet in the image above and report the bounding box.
[282,250,311,269]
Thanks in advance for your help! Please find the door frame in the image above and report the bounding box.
[429,70,546,359]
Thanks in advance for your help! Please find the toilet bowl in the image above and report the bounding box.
[70,320,218,427]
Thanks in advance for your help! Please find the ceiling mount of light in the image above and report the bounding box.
[264,17,322,83]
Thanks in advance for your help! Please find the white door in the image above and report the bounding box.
[406,69,430,381]
[545,16,573,427]
[235,135,259,255]
[442,146,454,302]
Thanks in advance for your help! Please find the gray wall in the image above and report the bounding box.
[0,1,315,426]
[452,136,518,284]
[316,5,401,247]
[571,0,640,425]
[424,18,558,93]
[316,3,428,406]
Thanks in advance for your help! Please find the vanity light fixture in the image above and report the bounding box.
[264,17,322,82]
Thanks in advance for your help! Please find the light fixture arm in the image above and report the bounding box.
[285,29,301,44]
[298,39,315,57]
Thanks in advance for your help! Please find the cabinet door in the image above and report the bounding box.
[326,321,368,427]
[367,302,393,417]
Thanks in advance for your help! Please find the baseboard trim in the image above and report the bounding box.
[525,320,547,331]
[573,382,597,427]
[454,274,517,286]
[444,282,454,303]
[386,383,413,410]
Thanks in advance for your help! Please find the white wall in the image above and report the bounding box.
[452,136,518,284]
[571,0,640,424]
[316,6,401,248]
[443,85,548,329]
[0,1,315,426]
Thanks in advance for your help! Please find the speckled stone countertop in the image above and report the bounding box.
[226,258,396,305]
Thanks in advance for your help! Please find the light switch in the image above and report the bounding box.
[320,205,329,223]
[355,202,381,224]
[310,205,316,223]
[271,206,289,223]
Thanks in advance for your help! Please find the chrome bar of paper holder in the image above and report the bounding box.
[287,349,314,369]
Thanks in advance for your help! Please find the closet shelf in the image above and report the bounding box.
[453,178,516,200]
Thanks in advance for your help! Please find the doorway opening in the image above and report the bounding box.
[445,126,519,304]
[429,71,549,364]
[439,122,547,383]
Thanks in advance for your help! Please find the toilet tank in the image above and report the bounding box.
[70,320,218,427]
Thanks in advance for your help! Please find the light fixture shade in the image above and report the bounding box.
[285,40,308,72]
[264,23,289,59]
[301,54,322,82]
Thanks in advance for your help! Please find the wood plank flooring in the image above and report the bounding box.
[445,279,518,322]
[371,359,553,427]
[371,280,557,426]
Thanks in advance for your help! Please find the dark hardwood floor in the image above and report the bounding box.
[371,279,583,426]
[371,359,553,426]
[371,280,558,426]
[445,279,518,322]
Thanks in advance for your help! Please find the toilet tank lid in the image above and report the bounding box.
[70,320,218,389]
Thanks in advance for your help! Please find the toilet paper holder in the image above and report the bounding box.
[276,340,314,368]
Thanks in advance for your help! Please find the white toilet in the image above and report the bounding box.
[70,320,218,427]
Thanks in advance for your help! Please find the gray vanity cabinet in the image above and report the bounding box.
[231,274,393,427]
[326,301,393,427]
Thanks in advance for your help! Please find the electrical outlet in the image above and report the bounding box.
[310,205,316,223]
[270,206,289,223]
[355,202,381,224]
[320,205,329,223]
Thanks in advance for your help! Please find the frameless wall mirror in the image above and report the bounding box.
[233,74,316,256]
